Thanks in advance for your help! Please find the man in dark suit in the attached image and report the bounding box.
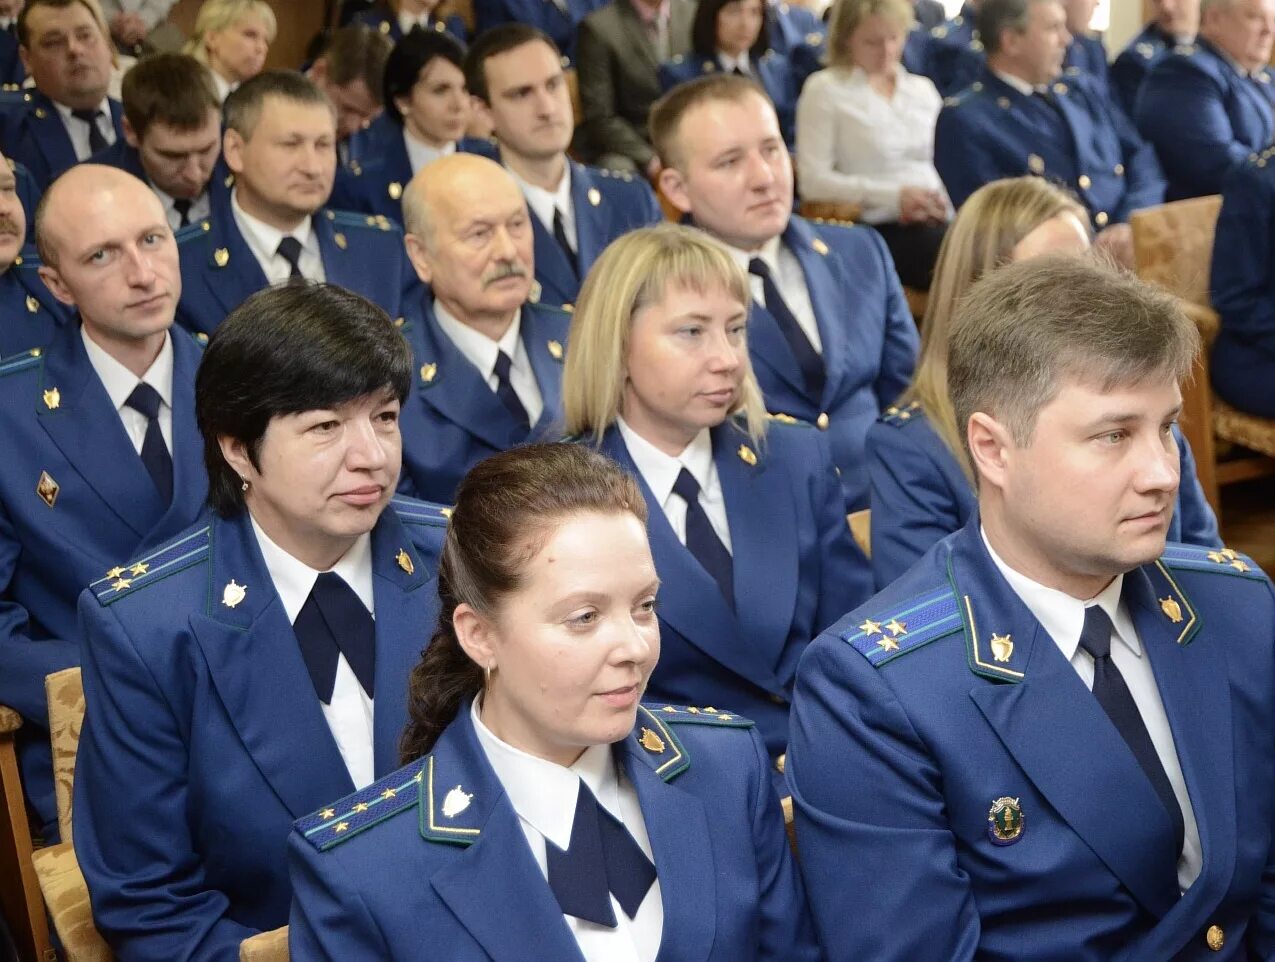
[90,53,226,233]
[174,71,409,335]
[304,23,393,162]
[466,25,663,310]
[0,149,69,358]
[652,74,919,511]
[577,0,695,174]
[74,282,448,961]
[4,0,123,189]
[790,254,1275,961]
[0,165,206,840]
[1111,0,1199,118]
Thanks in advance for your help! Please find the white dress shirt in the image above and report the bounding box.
[251,520,377,790]
[723,236,822,354]
[471,698,663,962]
[982,530,1202,891]
[716,50,751,76]
[153,182,211,232]
[398,9,438,33]
[795,64,948,224]
[53,97,117,161]
[81,327,174,455]
[210,70,235,105]
[231,189,326,285]
[403,129,456,176]
[435,303,545,424]
[509,163,577,251]
[617,418,732,552]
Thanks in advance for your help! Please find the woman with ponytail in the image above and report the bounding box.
[286,442,821,962]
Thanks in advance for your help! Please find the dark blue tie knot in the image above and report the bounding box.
[746,257,771,281]
[125,382,162,421]
[671,467,734,609]
[493,349,513,381]
[294,572,376,704]
[672,467,700,505]
[746,256,825,398]
[545,779,656,928]
[1078,605,1114,661]
[492,350,530,429]
[276,236,304,279]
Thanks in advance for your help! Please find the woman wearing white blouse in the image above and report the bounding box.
[796,0,949,288]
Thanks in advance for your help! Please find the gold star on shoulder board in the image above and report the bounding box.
[886,618,908,636]
[130,562,150,576]
[334,821,349,833]
[106,566,126,579]
[111,577,132,591]
[381,787,397,800]
[1207,550,1225,563]
[1231,559,1251,572]
[353,802,369,813]
[396,548,414,575]
[877,635,899,652]
[42,387,59,410]
[320,808,336,819]
[859,619,882,636]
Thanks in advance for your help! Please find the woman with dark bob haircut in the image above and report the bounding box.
[73,283,451,960]
[656,0,800,146]
[287,443,822,961]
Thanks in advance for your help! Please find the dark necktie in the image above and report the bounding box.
[492,350,530,429]
[732,65,747,77]
[552,207,579,277]
[172,198,192,228]
[1078,605,1185,860]
[747,258,825,398]
[546,780,657,927]
[672,468,734,609]
[293,572,376,704]
[71,108,108,154]
[124,383,172,505]
[276,235,305,281]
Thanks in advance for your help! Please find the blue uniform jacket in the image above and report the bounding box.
[0,90,124,190]
[1135,39,1275,201]
[735,215,918,512]
[73,499,448,962]
[866,403,1223,590]
[397,296,571,503]
[1112,23,1176,118]
[0,321,206,837]
[1209,149,1275,418]
[87,139,234,204]
[923,3,983,95]
[766,1,824,88]
[789,519,1275,960]
[287,703,822,961]
[334,115,496,226]
[473,0,606,65]
[351,8,469,44]
[524,159,662,310]
[0,249,71,358]
[0,30,24,88]
[1064,33,1111,99]
[173,193,408,336]
[659,52,799,147]
[594,420,871,776]
[936,66,1166,228]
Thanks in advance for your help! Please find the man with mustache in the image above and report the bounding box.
[0,149,70,357]
[395,152,572,503]
[463,24,662,312]
[0,165,207,842]
[173,70,410,336]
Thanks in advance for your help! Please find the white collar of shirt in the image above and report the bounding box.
[53,97,115,159]
[403,128,456,176]
[991,68,1042,97]
[508,163,573,240]
[981,527,1140,661]
[398,9,433,32]
[434,300,525,381]
[53,96,111,124]
[471,696,620,851]
[231,187,317,279]
[249,517,374,624]
[81,325,174,414]
[716,50,751,75]
[616,417,715,508]
[723,233,782,276]
[211,70,235,104]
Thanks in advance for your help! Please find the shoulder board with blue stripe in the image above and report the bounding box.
[767,412,814,428]
[390,495,451,526]
[89,524,211,605]
[841,585,963,667]
[175,220,211,244]
[327,207,397,232]
[647,704,754,728]
[1160,543,1266,580]
[0,347,44,378]
[881,400,922,427]
[295,759,426,853]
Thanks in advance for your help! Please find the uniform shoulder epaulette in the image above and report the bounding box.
[646,703,755,728]
[1160,543,1266,580]
[881,400,922,426]
[327,207,398,232]
[0,347,43,378]
[390,494,452,526]
[767,411,814,428]
[175,219,211,244]
[295,758,426,853]
[930,23,948,38]
[89,524,212,605]
[1173,42,1197,55]
[13,247,42,269]
[596,166,633,182]
[839,583,963,668]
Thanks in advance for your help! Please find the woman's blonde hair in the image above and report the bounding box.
[562,223,768,445]
[183,0,277,65]
[903,176,1089,480]
[826,0,914,69]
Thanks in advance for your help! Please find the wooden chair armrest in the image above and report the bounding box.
[1180,300,1221,348]
[0,705,20,735]
[31,842,112,962]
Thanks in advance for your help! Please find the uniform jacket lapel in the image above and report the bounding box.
[598,429,785,694]
[956,524,1182,919]
[782,218,848,404]
[190,511,355,819]
[522,304,566,437]
[37,319,165,537]
[569,161,607,271]
[26,92,78,181]
[530,212,579,309]
[201,195,268,322]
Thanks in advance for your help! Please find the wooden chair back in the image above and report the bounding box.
[240,926,289,961]
[848,510,871,558]
[0,704,53,961]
